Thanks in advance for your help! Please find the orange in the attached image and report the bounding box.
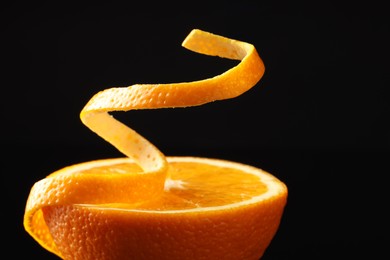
[41,157,287,260]
[24,29,287,259]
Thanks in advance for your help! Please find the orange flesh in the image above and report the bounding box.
[80,161,268,211]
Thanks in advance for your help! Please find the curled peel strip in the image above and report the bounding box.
[24,29,265,255]
[80,29,264,171]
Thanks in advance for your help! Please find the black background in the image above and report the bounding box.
[1,1,389,259]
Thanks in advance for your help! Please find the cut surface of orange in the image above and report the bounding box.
[24,29,287,260]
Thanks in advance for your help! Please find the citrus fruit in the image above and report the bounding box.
[24,29,287,260]
[41,157,287,260]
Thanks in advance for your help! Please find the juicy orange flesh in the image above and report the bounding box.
[79,161,268,211]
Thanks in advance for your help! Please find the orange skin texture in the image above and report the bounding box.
[43,192,286,260]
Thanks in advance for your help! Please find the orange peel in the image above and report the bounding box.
[24,29,266,257]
